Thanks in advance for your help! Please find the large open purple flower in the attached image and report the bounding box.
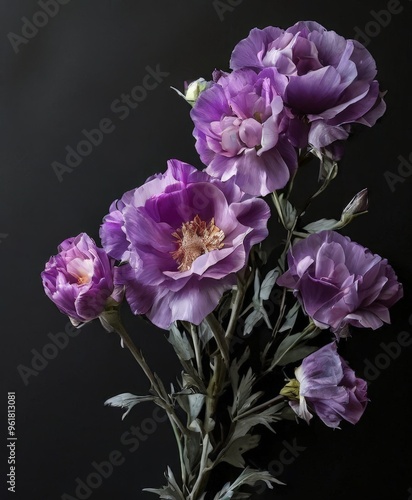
[277,230,403,334]
[230,21,386,153]
[100,160,270,329]
[288,342,368,428]
[41,233,115,325]
[190,68,298,197]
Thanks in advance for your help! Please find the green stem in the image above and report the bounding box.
[205,313,230,370]
[100,309,189,489]
[225,271,254,343]
[190,324,204,380]
[264,322,320,375]
[261,287,287,364]
[235,395,286,421]
[189,435,212,500]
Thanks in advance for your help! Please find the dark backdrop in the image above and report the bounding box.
[1,1,412,499]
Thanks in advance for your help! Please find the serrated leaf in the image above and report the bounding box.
[144,467,185,499]
[198,320,213,347]
[219,435,260,468]
[213,467,283,500]
[104,393,155,420]
[143,487,181,499]
[242,268,278,335]
[229,348,251,396]
[232,368,259,417]
[279,302,301,333]
[168,324,194,361]
[259,268,279,301]
[243,309,263,336]
[232,403,285,440]
[233,467,283,489]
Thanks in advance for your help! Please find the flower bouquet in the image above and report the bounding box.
[41,21,403,499]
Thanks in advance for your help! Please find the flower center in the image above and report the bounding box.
[171,215,225,272]
[67,258,93,286]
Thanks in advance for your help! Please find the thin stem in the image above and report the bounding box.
[235,395,286,421]
[225,272,254,343]
[264,322,320,376]
[272,287,287,336]
[100,309,189,489]
[205,313,230,370]
[190,324,204,379]
[261,287,287,364]
[279,217,298,269]
[189,435,212,500]
[114,321,161,394]
[172,420,187,487]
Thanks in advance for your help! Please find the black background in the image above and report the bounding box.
[1,1,412,499]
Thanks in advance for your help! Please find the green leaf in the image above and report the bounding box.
[232,403,285,440]
[229,348,251,397]
[144,467,185,499]
[272,331,306,365]
[219,435,260,468]
[168,324,194,361]
[213,467,283,499]
[303,218,340,233]
[198,320,214,347]
[232,368,262,417]
[272,324,321,367]
[275,345,318,366]
[175,393,205,424]
[243,309,263,336]
[259,268,279,301]
[104,393,155,420]
[183,433,202,479]
[279,302,301,333]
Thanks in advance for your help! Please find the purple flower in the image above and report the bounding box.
[230,21,386,152]
[277,230,403,334]
[190,68,298,197]
[288,342,368,428]
[100,159,270,329]
[41,233,115,325]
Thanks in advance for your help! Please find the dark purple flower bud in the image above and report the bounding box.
[277,230,403,334]
[41,233,115,325]
[342,188,368,219]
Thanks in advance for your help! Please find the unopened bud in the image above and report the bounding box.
[342,188,368,217]
[171,78,211,106]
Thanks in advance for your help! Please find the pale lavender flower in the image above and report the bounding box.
[100,159,270,329]
[190,68,298,196]
[277,230,403,334]
[288,342,368,428]
[230,21,386,153]
[41,233,115,325]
